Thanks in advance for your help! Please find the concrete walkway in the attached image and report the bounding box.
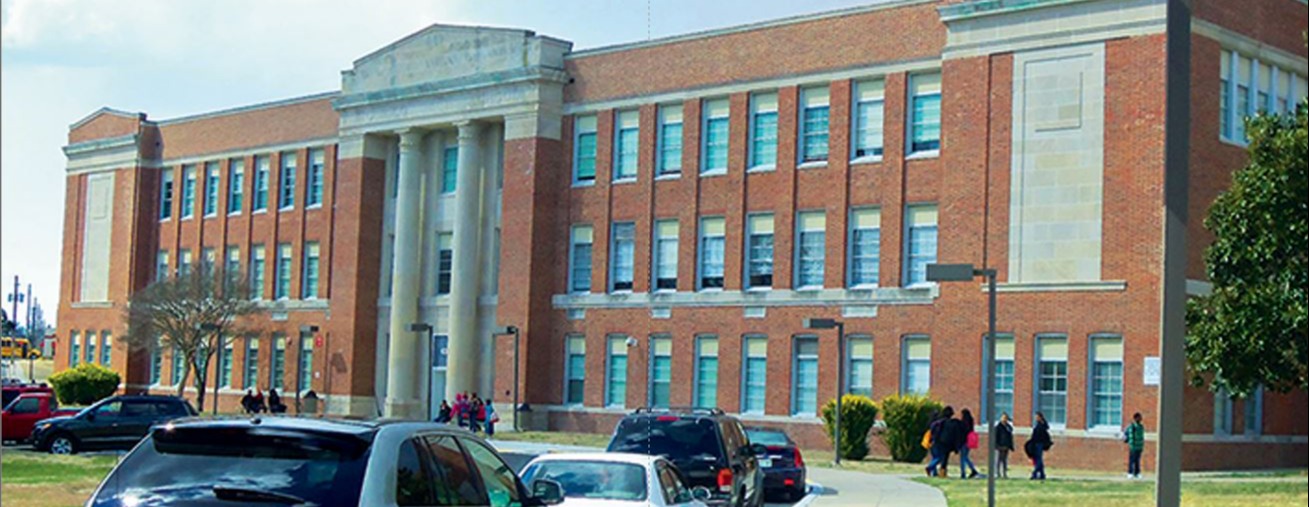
[805,466,946,507]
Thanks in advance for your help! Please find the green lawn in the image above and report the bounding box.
[918,476,1308,507]
[492,430,612,448]
[0,451,119,507]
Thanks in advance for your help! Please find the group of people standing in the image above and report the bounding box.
[239,388,288,414]
[435,392,498,435]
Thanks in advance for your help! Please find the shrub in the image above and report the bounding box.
[49,364,121,406]
[820,394,879,460]
[879,394,944,463]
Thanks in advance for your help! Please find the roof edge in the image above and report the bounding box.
[350,23,543,68]
[154,91,339,126]
[68,107,145,131]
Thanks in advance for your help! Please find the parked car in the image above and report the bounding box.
[1,382,52,409]
[1,392,79,443]
[30,394,196,454]
[86,417,565,507]
[743,427,807,502]
[606,408,765,507]
[521,452,713,506]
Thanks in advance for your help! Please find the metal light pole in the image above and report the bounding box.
[298,325,319,414]
[803,318,845,466]
[493,325,521,431]
[927,263,997,507]
[409,323,434,420]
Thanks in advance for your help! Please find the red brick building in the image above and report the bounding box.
[56,0,1307,470]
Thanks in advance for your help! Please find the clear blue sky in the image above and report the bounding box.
[1,0,886,326]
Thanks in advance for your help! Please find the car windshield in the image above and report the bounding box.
[745,429,789,446]
[89,426,372,507]
[522,461,647,502]
[608,417,723,461]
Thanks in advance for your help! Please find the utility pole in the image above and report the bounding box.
[8,275,19,326]
[25,284,33,335]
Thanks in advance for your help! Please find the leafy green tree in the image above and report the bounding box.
[1186,100,1307,396]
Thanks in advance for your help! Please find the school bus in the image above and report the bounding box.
[0,337,41,360]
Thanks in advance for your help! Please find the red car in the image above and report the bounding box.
[2,391,79,443]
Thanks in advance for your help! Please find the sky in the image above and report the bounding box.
[1,0,883,327]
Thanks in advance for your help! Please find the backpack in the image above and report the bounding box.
[966,431,980,450]
[921,430,933,450]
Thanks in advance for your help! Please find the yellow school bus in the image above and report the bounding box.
[0,337,40,359]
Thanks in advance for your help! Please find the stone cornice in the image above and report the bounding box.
[334,66,569,111]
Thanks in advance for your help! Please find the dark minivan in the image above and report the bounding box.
[607,408,765,507]
[30,394,196,454]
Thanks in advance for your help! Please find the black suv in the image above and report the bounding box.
[31,395,197,454]
[606,408,765,507]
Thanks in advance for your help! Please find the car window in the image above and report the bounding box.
[122,401,157,418]
[93,401,122,418]
[720,420,743,457]
[154,401,186,417]
[423,435,485,505]
[522,460,647,502]
[397,439,434,506]
[459,437,522,507]
[8,397,39,414]
[657,461,692,504]
[745,429,789,447]
[608,416,724,460]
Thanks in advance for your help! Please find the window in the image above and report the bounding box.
[225,246,240,279]
[69,331,80,367]
[159,169,174,219]
[905,204,938,286]
[1037,335,1068,426]
[574,115,597,184]
[848,336,873,397]
[569,225,593,294]
[653,220,679,291]
[749,92,778,169]
[1089,335,1123,429]
[149,338,162,385]
[422,436,484,506]
[1220,51,1231,138]
[694,336,719,409]
[853,79,885,159]
[302,149,323,207]
[302,242,320,300]
[1257,62,1271,114]
[902,336,931,395]
[1235,55,1251,141]
[1214,390,1234,435]
[745,214,774,289]
[609,222,636,292]
[795,211,826,289]
[909,73,942,154]
[436,233,453,295]
[202,247,216,273]
[396,440,432,506]
[701,98,729,174]
[606,335,629,408]
[275,243,292,300]
[203,162,220,216]
[279,152,297,209]
[849,208,881,288]
[180,165,196,219]
[178,249,192,277]
[253,156,270,211]
[271,335,286,390]
[742,335,768,414]
[1244,386,1264,436]
[85,332,97,365]
[460,438,523,507]
[649,336,672,408]
[441,145,458,194]
[1220,50,1308,142]
[698,217,725,290]
[613,110,639,181]
[244,337,259,389]
[792,336,819,415]
[799,86,830,163]
[171,345,184,386]
[657,105,683,175]
[155,250,169,282]
[227,159,245,214]
[100,331,112,366]
[219,340,233,388]
[993,335,1015,421]
[299,334,313,392]
[250,244,266,300]
[565,336,585,405]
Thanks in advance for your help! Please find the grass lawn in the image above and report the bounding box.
[1,451,119,507]
[492,430,612,448]
[917,476,1308,507]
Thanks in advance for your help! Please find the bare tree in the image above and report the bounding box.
[122,262,263,411]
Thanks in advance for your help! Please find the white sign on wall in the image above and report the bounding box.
[1143,356,1162,386]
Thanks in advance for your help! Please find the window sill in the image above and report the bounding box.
[697,287,724,293]
[227,211,242,217]
[612,178,638,186]
[278,206,295,212]
[747,165,776,174]
[850,155,883,165]
[794,286,824,292]
[848,284,880,291]
[655,173,681,181]
[797,161,828,170]
[905,150,940,160]
[745,286,773,293]
[204,213,218,219]
[699,169,728,178]
[572,181,596,188]
[305,204,323,210]
[159,217,172,222]
[252,209,268,215]
[652,289,678,295]
[180,216,194,221]
[1219,136,1249,149]
[609,289,634,295]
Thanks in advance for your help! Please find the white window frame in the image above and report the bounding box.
[791,335,820,416]
[649,335,673,408]
[301,242,320,300]
[697,217,726,291]
[613,110,639,182]
[274,243,292,301]
[568,225,594,294]
[744,214,774,290]
[1035,334,1069,429]
[847,207,881,289]
[700,98,730,176]
[798,86,830,165]
[573,115,598,186]
[227,159,245,215]
[748,92,778,171]
[306,148,325,207]
[606,335,629,408]
[609,222,636,293]
[652,219,679,293]
[794,211,826,290]
[180,165,196,219]
[903,204,938,288]
[564,335,586,406]
[851,79,886,162]
[846,335,873,398]
[907,72,942,157]
[1087,334,1123,431]
[278,152,297,210]
[741,335,768,414]
[656,104,683,177]
[253,156,270,212]
[693,335,719,409]
[901,335,931,395]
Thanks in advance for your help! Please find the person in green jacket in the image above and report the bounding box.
[1125,412,1146,478]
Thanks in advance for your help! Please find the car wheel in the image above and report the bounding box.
[48,434,77,455]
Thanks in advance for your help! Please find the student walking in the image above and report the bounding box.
[1125,412,1146,478]
[925,406,955,477]
[994,413,1015,479]
[484,399,498,436]
[957,408,981,479]
[1026,412,1053,481]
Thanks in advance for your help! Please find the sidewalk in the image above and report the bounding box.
[806,466,946,507]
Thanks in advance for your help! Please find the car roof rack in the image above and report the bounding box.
[632,406,725,416]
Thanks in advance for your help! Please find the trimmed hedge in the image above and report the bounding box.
[880,394,944,463]
[820,394,879,460]
[49,363,120,406]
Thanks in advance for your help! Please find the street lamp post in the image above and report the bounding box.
[298,325,319,414]
[409,323,434,420]
[802,317,845,466]
[492,326,521,432]
[926,263,997,507]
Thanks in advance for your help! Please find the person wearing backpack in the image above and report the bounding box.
[994,412,1015,479]
[1025,412,1053,480]
[957,408,981,479]
[1124,412,1146,478]
[924,406,955,477]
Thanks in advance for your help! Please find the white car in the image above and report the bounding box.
[520,452,713,507]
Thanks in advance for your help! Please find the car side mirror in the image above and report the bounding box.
[749,443,769,456]
[530,479,564,505]
[691,486,713,502]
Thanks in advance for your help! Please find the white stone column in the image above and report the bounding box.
[384,129,426,418]
[445,121,485,399]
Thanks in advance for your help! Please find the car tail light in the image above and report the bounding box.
[717,468,734,493]
[656,415,679,422]
[794,448,804,468]
[784,478,796,487]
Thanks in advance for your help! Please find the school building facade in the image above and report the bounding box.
[55,0,1308,470]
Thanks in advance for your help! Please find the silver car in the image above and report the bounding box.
[520,452,712,507]
[85,417,563,507]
